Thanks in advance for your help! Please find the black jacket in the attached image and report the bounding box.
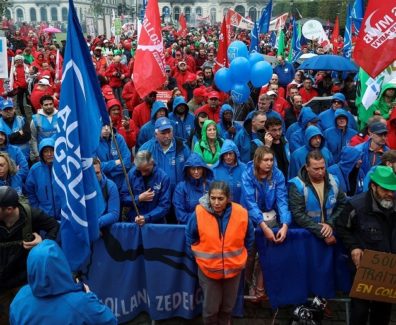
[335,190,396,254]
[0,204,59,292]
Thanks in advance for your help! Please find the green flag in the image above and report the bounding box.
[276,28,285,57]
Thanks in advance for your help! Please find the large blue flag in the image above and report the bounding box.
[53,0,109,272]
[269,31,277,48]
[343,4,352,59]
[249,21,259,52]
[291,20,302,62]
[258,0,272,34]
[351,0,364,33]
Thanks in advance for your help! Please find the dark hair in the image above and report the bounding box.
[381,150,396,164]
[265,117,282,129]
[306,150,324,166]
[93,157,101,165]
[40,95,54,105]
[252,111,266,121]
[208,181,231,199]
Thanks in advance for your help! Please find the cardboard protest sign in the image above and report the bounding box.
[350,250,396,304]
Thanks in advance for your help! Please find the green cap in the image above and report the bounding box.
[370,166,396,191]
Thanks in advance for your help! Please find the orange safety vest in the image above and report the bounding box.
[191,203,248,280]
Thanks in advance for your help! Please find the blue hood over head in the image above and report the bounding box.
[151,101,168,120]
[333,108,349,125]
[338,146,362,176]
[172,96,188,111]
[304,125,325,149]
[182,152,214,179]
[300,108,319,129]
[38,138,55,154]
[220,104,234,118]
[27,240,81,297]
[219,139,240,160]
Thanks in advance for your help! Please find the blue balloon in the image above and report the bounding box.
[229,57,251,84]
[214,67,232,92]
[250,61,273,88]
[230,83,250,104]
[227,40,249,62]
[249,52,264,66]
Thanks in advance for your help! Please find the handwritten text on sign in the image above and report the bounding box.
[350,250,396,304]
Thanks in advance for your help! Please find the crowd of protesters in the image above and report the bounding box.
[0,17,396,325]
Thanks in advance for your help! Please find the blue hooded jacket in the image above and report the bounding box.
[139,137,190,191]
[234,117,264,163]
[168,96,195,141]
[240,161,291,227]
[319,93,358,131]
[323,109,357,163]
[0,125,29,181]
[327,146,364,196]
[285,107,314,142]
[173,153,213,224]
[217,104,243,140]
[136,101,171,151]
[98,173,120,228]
[0,115,30,160]
[96,131,131,191]
[289,125,334,179]
[212,140,246,203]
[25,138,60,219]
[10,240,117,325]
[121,164,171,223]
[288,107,319,154]
[355,139,389,176]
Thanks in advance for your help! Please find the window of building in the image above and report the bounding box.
[173,6,180,22]
[248,7,257,21]
[30,8,37,22]
[184,6,191,23]
[195,7,202,17]
[40,7,48,22]
[51,8,58,21]
[16,8,24,22]
[235,5,245,17]
[62,8,68,21]
[210,8,216,24]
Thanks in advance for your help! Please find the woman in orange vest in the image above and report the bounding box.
[186,181,254,324]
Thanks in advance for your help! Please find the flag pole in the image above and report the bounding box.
[109,125,140,218]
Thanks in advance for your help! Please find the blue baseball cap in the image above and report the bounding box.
[155,117,172,131]
[1,99,14,110]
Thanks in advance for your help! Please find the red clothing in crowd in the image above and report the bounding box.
[299,87,319,104]
[387,109,396,149]
[173,70,195,98]
[259,85,285,99]
[132,101,152,129]
[29,85,56,111]
[92,56,108,75]
[105,62,129,88]
[194,104,221,123]
[13,65,28,89]
[272,96,290,118]
[110,115,139,149]
[102,84,116,102]
[122,80,141,114]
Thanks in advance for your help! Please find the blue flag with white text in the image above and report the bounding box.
[343,4,352,59]
[53,0,109,271]
[351,0,364,33]
[258,0,272,34]
[291,20,302,62]
[249,21,259,52]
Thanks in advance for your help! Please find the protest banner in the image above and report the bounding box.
[156,90,172,104]
[350,250,396,304]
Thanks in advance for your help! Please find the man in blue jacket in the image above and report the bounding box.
[323,109,357,163]
[121,150,171,224]
[212,140,246,203]
[273,55,295,88]
[93,158,119,229]
[10,240,116,325]
[139,117,190,191]
[169,96,195,141]
[319,93,358,131]
[96,124,131,191]
[355,121,389,176]
[327,146,365,197]
[289,125,334,179]
[216,104,242,141]
[25,138,60,219]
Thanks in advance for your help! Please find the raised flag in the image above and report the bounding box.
[330,16,339,54]
[351,0,364,33]
[289,20,302,62]
[269,13,288,31]
[258,0,272,34]
[214,16,229,71]
[134,0,166,98]
[226,9,254,30]
[250,21,259,52]
[269,31,277,47]
[53,0,108,272]
[343,4,352,58]
[353,0,396,78]
[275,28,285,57]
[178,13,188,38]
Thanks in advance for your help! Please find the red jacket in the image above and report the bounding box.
[122,80,141,114]
[194,104,221,123]
[102,85,116,102]
[299,87,319,104]
[29,85,55,111]
[173,70,194,98]
[111,115,139,149]
[13,64,28,89]
[92,56,107,75]
[387,108,396,149]
[105,62,129,88]
[132,101,152,129]
[272,96,290,118]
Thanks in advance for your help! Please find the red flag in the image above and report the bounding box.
[330,16,339,54]
[353,0,396,78]
[133,0,166,98]
[178,13,188,38]
[214,16,229,72]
